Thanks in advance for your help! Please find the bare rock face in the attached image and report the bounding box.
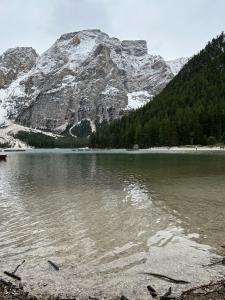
[0,30,187,132]
[121,40,148,56]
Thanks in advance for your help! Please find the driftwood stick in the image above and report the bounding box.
[120,296,129,300]
[4,271,21,281]
[48,260,59,271]
[141,272,189,284]
[147,285,157,298]
[12,260,25,274]
[164,287,172,297]
[160,288,175,300]
[181,280,225,295]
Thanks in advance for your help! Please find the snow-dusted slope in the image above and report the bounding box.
[0,47,37,88]
[0,47,38,127]
[166,57,189,75]
[0,29,182,133]
[126,91,153,110]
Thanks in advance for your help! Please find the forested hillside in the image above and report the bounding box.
[90,33,225,148]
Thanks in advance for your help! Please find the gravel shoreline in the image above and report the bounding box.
[1,278,225,300]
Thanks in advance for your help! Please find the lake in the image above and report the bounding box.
[0,149,225,299]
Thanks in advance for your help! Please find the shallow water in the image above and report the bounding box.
[0,150,225,298]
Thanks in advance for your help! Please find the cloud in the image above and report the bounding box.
[0,0,225,59]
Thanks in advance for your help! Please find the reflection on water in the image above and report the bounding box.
[0,151,225,298]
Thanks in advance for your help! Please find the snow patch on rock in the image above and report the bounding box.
[127,91,153,110]
[0,70,38,123]
[101,86,120,96]
[0,106,8,127]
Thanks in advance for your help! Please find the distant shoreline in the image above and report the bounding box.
[1,146,225,153]
[144,146,225,151]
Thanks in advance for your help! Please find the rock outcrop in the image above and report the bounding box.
[0,47,37,88]
[0,30,187,132]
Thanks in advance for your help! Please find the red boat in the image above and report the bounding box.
[0,154,7,161]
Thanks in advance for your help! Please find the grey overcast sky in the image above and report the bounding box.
[0,0,225,60]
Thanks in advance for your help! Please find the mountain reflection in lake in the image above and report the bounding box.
[0,151,225,299]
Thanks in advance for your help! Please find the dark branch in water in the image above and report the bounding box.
[48,260,59,271]
[141,272,189,284]
[160,287,175,300]
[4,271,21,281]
[164,287,172,297]
[12,260,25,274]
[147,285,157,298]
[181,279,225,296]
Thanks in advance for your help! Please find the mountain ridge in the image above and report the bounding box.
[90,32,225,148]
[166,57,189,75]
[0,29,187,135]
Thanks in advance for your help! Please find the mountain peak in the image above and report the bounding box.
[58,29,108,42]
[166,57,189,75]
[0,47,38,88]
[0,30,187,132]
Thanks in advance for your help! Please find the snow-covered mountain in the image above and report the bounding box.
[0,29,188,133]
[166,57,189,75]
[0,47,38,127]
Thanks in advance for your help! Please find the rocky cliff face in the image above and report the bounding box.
[0,47,37,88]
[0,30,187,132]
[0,47,38,125]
